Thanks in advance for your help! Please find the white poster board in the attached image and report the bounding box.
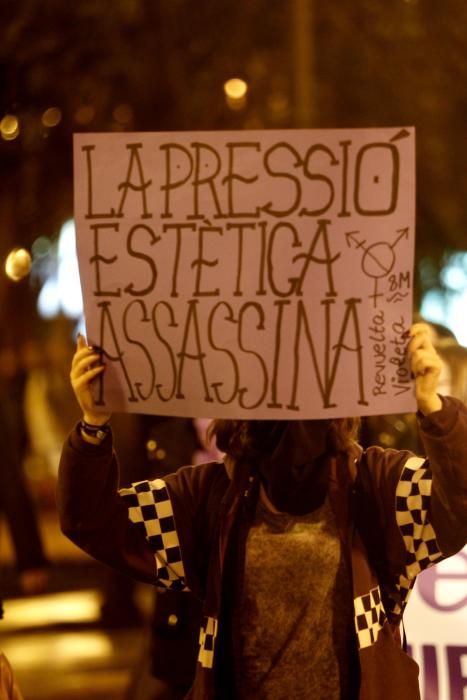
[73,127,416,419]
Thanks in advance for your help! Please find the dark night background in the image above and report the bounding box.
[1,0,466,338]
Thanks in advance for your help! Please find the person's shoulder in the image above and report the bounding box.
[172,458,229,490]
[356,441,417,475]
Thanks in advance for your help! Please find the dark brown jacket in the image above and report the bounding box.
[57,396,467,699]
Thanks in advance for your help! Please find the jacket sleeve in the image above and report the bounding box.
[417,395,467,555]
[116,459,223,597]
[363,396,467,587]
[57,424,223,595]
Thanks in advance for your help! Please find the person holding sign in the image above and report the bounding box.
[58,323,467,700]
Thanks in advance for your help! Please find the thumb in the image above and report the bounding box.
[77,332,87,350]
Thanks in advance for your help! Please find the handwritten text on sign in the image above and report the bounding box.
[73,128,416,419]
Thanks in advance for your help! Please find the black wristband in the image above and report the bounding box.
[80,419,111,441]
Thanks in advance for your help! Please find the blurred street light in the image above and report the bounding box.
[224,78,248,110]
[1,114,20,141]
[41,107,62,128]
[5,248,32,281]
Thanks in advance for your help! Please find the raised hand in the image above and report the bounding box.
[70,334,111,425]
[409,322,443,415]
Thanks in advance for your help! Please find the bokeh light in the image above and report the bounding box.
[74,105,96,126]
[5,247,32,281]
[31,236,52,259]
[224,78,248,110]
[1,114,19,141]
[420,251,467,345]
[41,107,62,128]
[113,103,134,125]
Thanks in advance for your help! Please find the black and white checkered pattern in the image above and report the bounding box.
[354,456,445,647]
[354,586,386,649]
[373,457,444,625]
[198,616,218,669]
[389,574,415,620]
[394,455,443,611]
[119,479,188,592]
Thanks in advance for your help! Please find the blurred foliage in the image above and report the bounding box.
[0,0,466,325]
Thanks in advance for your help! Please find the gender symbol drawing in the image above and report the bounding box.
[345,227,410,308]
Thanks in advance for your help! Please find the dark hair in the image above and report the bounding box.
[207,418,360,461]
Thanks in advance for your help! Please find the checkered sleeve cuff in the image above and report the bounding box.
[396,456,444,580]
[119,479,189,592]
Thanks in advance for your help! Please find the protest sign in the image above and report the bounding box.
[73,127,416,419]
[406,547,467,700]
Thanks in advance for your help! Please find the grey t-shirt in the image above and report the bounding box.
[238,495,355,699]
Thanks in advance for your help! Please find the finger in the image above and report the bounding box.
[411,351,442,377]
[411,346,440,364]
[71,352,102,377]
[72,347,93,370]
[71,365,105,389]
[410,322,433,337]
[409,329,434,354]
[71,345,103,366]
[77,333,88,349]
[73,335,102,360]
